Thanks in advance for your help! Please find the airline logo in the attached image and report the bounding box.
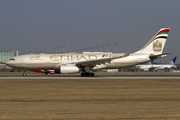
[49,55,97,61]
[153,40,162,52]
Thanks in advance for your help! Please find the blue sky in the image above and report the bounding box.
[1,0,180,63]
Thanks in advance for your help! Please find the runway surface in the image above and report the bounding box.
[0,76,180,119]
[1,76,180,79]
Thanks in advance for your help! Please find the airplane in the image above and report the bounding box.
[5,28,171,77]
[135,60,154,71]
[137,56,177,72]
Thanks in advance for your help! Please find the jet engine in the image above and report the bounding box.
[55,65,80,74]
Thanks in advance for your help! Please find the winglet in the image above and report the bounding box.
[109,52,131,61]
[122,52,131,57]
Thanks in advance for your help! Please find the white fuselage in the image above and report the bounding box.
[5,28,171,74]
[137,64,177,71]
[6,53,151,71]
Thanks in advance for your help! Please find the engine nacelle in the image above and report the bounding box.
[55,65,80,74]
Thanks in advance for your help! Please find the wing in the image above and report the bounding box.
[76,52,130,67]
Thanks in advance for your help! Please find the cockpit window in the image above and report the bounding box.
[10,58,15,61]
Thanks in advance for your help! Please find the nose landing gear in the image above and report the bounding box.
[23,71,26,77]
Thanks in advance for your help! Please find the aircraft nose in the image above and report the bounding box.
[5,61,9,65]
[5,60,11,66]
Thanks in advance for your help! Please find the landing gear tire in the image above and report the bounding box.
[81,72,85,77]
[85,72,90,77]
[90,73,95,77]
[45,72,48,75]
[23,73,26,77]
[81,72,95,77]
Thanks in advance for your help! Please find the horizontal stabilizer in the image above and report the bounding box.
[149,53,172,60]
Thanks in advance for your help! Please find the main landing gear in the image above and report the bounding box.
[81,72,95,77]
[23,71,26,77]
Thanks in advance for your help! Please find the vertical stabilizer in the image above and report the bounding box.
[147,60,154,65]
[136,28,170,54]
[169,56,177,65]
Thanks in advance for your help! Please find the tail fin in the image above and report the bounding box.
[147,60,154,65]
[136,28,170,54]
[169,56,177,65]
